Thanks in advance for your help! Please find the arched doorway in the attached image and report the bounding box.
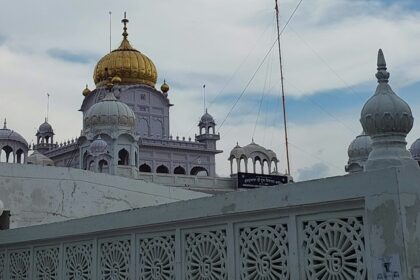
[1,146,13,163]
[98,159,109,173]
[139,163,152,173]
[118,149,129,165]
[16,149,24,164]
[156,165,169,174]
[190,166,209,176]
[174,166,186,175]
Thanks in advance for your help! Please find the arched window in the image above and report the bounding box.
[262,160,269,174]
[1,146,13,163]
[239,157,247,173]
[16,149,24,164]
[253,156,262,174]
[88,160,95,171]
[98,159,109,173]
[190,166,209,176]
[174,166,186,175]
[139,163,152,173]
[271,160,277,173]
[156,165,169,174]
[118,149,129,165]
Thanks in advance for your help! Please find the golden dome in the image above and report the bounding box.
[161,80,170,93]
[93,15,158,88]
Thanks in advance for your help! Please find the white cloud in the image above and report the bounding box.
[1,0,420,180]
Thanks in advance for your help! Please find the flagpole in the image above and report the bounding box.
[275,0,291,175]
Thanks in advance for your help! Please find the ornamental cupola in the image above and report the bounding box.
[360,49,417,171]
[345,132,372,173]
[83,81,136,136]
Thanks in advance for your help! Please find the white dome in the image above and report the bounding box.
[0,121,28,147]
[90,136,108,155]
[229,141,278,162]
[84,92,136,133]
[38,120,53,134]
[360,49,413,136]
[410,138,420,161]
[27,150,54,166]
[199,109,215,125]
[345,133,372,173]
[229,143,244,159]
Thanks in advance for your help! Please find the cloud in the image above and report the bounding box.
[47,48,99,64]
[297,163,330,181]
[0,34,6,45]
[2,0,420,181]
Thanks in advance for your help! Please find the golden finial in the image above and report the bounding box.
[82,84,91,97]
[161,79,170,93]
[122,12,129,40]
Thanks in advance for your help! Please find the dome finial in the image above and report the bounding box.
[360,49,416,171]
[161,80,170,93]
[3,118,6,129]
[375,49,390,83]
[122,12,129,40]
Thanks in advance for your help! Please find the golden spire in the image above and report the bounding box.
[122,12,129,40]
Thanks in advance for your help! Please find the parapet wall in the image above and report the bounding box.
[1,166,420,278]
[0,163,208,228]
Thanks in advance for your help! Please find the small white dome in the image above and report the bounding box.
[229,143,244,159]
[199,109,215,124]
[38,120,53,134]
[410,138,420,161]
[345,133,372,173]
[27,150,54,166]
[229,141,278,162]
[0,120,28,147]
[90,136,108,155]
[84,92,136,133]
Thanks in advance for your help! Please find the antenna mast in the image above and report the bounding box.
[275,0,291,175]
[46,93,50,122]
[203,84,206,113]
[109,11,112,52]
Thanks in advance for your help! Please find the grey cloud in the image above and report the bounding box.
[0,34,7,45]
[297,163,329,181]
[47,48,99,64]
[162,70,226,92]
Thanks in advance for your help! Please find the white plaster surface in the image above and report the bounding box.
[1,165,420,279]
[0,163,208,228]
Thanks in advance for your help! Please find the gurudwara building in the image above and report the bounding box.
[0,15,420,279]
[33,16,222,177]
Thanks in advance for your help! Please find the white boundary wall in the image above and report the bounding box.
[0,166,420,279]
[0,163,208,228]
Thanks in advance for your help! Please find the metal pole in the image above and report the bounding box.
[275,0,291,175]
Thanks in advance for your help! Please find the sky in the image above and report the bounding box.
[1,0,420,181]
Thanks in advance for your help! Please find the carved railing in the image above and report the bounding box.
[0,193,367,279]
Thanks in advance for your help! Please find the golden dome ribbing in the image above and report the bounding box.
[93,15,157,88]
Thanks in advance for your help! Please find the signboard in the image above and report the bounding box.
[237,172,288,189]
[373,254,402,280]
